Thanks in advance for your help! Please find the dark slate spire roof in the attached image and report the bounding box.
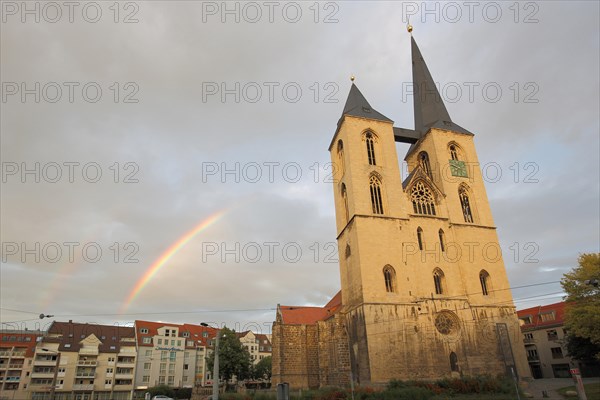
[341,83,392,122]
[411,36,472,136]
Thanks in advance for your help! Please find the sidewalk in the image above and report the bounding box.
[523,378,600,399]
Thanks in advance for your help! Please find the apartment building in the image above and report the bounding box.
[133,321,217,390]
[29,321,136,400]
[236,331,271,365]
[517,302,599,378]
[0,330,44,400]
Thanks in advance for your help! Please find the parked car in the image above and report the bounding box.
[152,396,174,400]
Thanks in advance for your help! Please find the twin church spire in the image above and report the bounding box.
[339,33,472,142]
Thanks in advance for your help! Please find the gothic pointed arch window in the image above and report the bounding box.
[438,229,445,252]
[450,352,459,372]
[459,185,474,223]
[369,175,384,215]
[410,181,436,216]
[365,132,377,165]
[449,143,460,161]
[341,183,349,222]
[419,151,432,178]
[417,227,424,251]
[479,270,491,296]
[433,268,445,295]
[337,140,345,176]
[383,265,397,293]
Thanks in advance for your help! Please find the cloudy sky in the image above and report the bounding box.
[1,1,599,334]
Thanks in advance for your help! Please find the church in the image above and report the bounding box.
[271,30,531,388]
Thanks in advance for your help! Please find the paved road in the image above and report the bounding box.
[523,378,600,399]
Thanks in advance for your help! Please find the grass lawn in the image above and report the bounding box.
[557,382,600,398]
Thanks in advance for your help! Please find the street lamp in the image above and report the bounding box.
[200,323,223,400]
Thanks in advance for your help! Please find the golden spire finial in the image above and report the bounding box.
[407,17,413,35]
[350,75,355,82]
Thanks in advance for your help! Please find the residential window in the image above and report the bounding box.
[417,227,424,250]
[540,312,556,322]
[169,352,176,362]
[142,337,151,344]
[158,376,165,384]
[383,265,397,293]
[168,364,175,374]
[105,379,112,385]
[479,270,491,296]
[365,132,376,165]
[411,181,436,216]
[64,344,71,348]
[145,350,152,357]
[551,347,563,359]
[527,348,539,361]
[520,316,533,325]
[143,363,151,370]
[459,186,474,223]
[140,328,149,334]
[159,363,166,373]
[157,339,162,345]
[434,269,445,295]
[547,330,558,341]
[177,340,181,347]
[202,332,208,338]
[369,175,384,214]
[167,376,174,386]
[438,229,445,252]
[142,376,149,383]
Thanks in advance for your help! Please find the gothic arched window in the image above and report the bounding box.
[369,175,384,215]
[341,183,349,222]
[417,227,424,251]
[433,268,445,295]
[450,352,459,372]
[449,144,459,161]
[383,265,397,293]
[411,181,436,216]
[337,140,345,176]
[439,229,445,252]
[480,270,491,296]
[459,186,474,223]
[365,132,376,165]
[419,151,432,178]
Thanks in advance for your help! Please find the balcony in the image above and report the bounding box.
[4,376,21,382]
[31,372,55,379]
[11,352,26,358]
[527,356,540,362]
[73,384,94,391]
[77,360,97,366]
[8,363,24,369]
[75,372,96,378]
[523,337,536,344]
[115,373,133,379]
[0,351,11,357]
[33,360,58,367]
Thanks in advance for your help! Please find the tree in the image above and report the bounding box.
[206,327,251,382]
[254,356,272,380]
[147,385,175,399]
[561,253,600,360]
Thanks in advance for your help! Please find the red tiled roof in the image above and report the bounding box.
[279,291,342,325]
[135,320,217,348]
[517,301,566,330]
[43,321,134,353]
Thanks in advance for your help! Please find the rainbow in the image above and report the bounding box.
[120,210,227,313]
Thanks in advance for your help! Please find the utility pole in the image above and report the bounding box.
[201,323,223,400]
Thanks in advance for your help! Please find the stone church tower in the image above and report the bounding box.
[272,33,530,387]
